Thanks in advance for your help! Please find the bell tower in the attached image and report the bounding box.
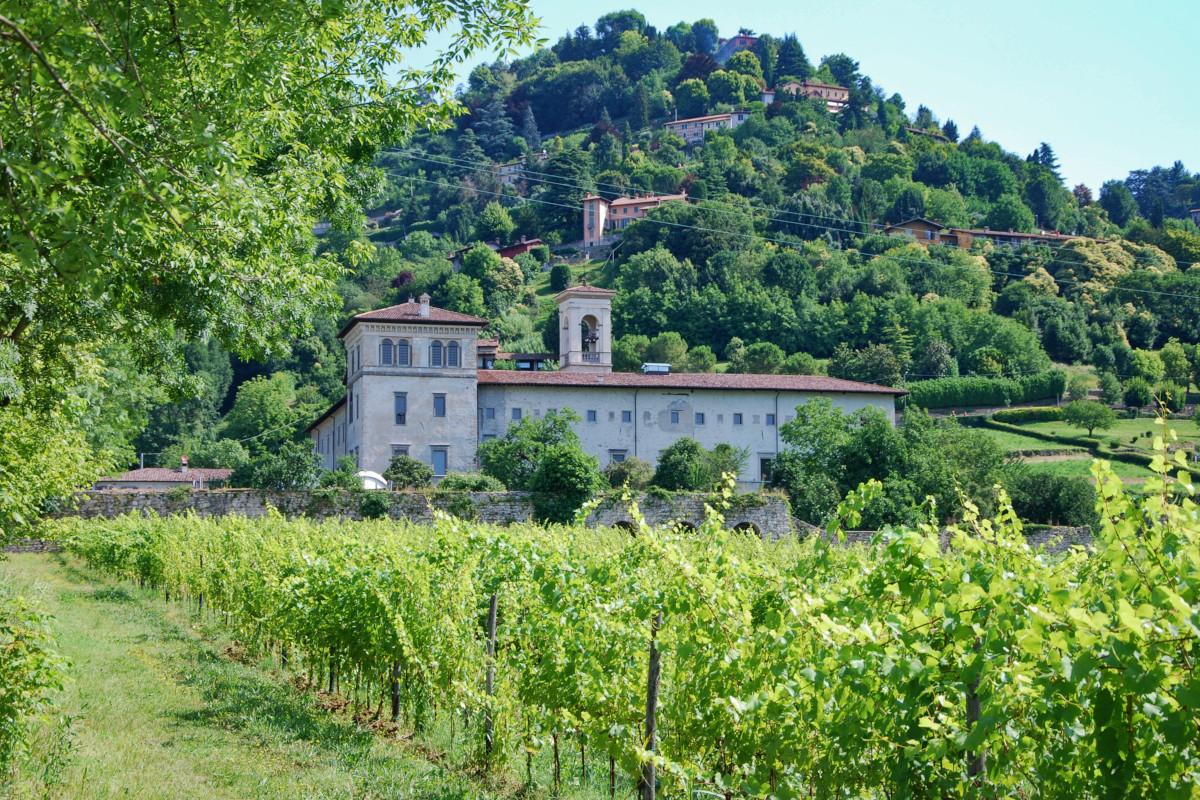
[555,281,616,373]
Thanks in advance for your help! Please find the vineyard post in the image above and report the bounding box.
[641,610,663,800]
[966,637,987,778]
[391,660,401,720]
[610,754,616,799]
[484,592,498,758]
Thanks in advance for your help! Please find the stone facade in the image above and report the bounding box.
[54,489,795,537]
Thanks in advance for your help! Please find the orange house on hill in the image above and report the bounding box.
[582,192,688,247]
[884,217,1098,250]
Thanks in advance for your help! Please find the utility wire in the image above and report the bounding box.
[385,170,1200,303]
[385,146,1196,270]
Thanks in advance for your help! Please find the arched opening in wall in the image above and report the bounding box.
[614,520,638,536]
[672,521,698,535]
[733,521,761,539]
[581,315,599,353]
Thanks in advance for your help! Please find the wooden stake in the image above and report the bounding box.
[485,592,498,758]
[391,660,401,720]
[641,611,663,800]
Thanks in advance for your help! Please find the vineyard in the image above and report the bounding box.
[52,452,1200,799]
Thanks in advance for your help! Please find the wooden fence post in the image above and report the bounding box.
[967,637,987,778]
[484,592,498,758]
[391,660,401,721]
[641,611,663,800]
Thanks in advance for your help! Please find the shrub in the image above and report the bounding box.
[530,244,551,263]
[438,472,506,492]
[1098,372,1123,405]
[357,491,392,519]
[1007,471,1099,528]
[604,456,655,489]
[527,443,605,523]
[907,371,1066,409]
[1156,382,1187,413]
[0,584,65,771]
[1123,377,1153,411]
[318,456,361,489]
[549,264,571,292]
[992,407,1065,424]
[383,455,434,489]
[226,440,321,491]
[1067,373,1092,402]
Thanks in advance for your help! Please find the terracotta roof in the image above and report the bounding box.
[98,467,232,483]
[664,113,733,126]
[554,284,617,300]
[339,300,489,337]
[476,338,500,348]
[608,193,686,208]
[477,371,906,395]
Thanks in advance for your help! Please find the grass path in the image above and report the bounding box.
[1,553,494,800]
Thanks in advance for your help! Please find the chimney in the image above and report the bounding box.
[520,235,527,243]
[180,455,188,475]
[418,293,430,318]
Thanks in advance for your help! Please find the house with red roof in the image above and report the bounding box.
[94,457,232,490]
[308,288,904,486]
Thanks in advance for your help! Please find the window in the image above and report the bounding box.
[394,393,406,425]
[433,394,446,417]
[587,410,597,422]
[695,412,705,425]
[670,411,679,424]
[485,407,495,419]
[391,445,409,458]
[609,450,627,464]
[431,449,447,476]
[759,458,773,482]
[348,393,354,423]
[733,413,743,425]
[512,408,522,420]
[430,341,443,367]
[622,410,632,423]
[381,338,393,365]
[482,433,496,441]
[447,341,460,367]
[766,413,776,426]
[396,339,411,366]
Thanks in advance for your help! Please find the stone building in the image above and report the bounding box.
[308,287,905,485]
[582,191,688,246]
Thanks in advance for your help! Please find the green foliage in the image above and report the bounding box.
[675,78,710,117]
[56,422,1200,798]
[1067,373,1092,402]
[1129,349,1165,383]
[527,443,605,523]
[1099,371,1124,405]
[318,456,362,490]
[478,409,584,490]
[473,202,516,245]
[437,472,506,492]
[1156,382,1188,413]
[0,580,66,771]
[549,264,572,292]
[652,438,749,491]
[827,342,908,386]
[356,491,393,520]
[383,455,434,489]
[992,406,1066,424]
[225,440,322,491]
[603,456,655,489]
[0,406,96,542]
[160,438,250,471]
[1062,400,1118,437]
[529,244,551,263]
[1006,470,1099,527]
[221,373,308,457]
[1123,377,1154,410]
[908,370,1067,409]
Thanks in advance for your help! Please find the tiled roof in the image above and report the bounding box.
[608,193,686,207]
[98,467,232,483]
[339,300,489,337]
[555,284,617,298]
[664,113,733,126]
[477,371,906,395]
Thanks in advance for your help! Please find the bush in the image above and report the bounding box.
[992,407,1065,424]
[383,455,434,489]
[527,443,605,523]
[1123,377,1153,411]
[438,472,506,492]
[1007,471,1099,528]
[1067,373,1092,402]
[318,456,361,489]
[1156,382,1188,413]
[907,370,1066,409]
[604,456,655,489]
[549,264,571,292]
[226,440,322,490]
[357,491,393,519]
[530,244,550,263]
[1098,372,1124,405]
[652,438,749,491]
[0,584,65,771]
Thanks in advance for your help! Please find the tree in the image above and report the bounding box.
[221,373,305,456]
[1099,180,1139,227]
[675,78,711,118]
[226,440,322,491]
[1129,349,1165,382]
[1062,400,1117,437]
[827,343,909,387]
[474,202,516,245]
[1160,339,1191,383]
[913,339,957,380]
[1124,377,1153,412]
[651,438,746,491]
[538,145,594,234]
[741,342,786,374]
[645,332,689,369]
[0,0,536,536]
[383,455,434,489]
[441,274,487,317]
[941,120,959,143]
[1067,374,1092,402]
[478,409,582,490]
[776,34,812,80]
[604,456,655,489]
[684,346,718,373]
[725,51,763,81]
[473,95,515,159]
[706,71,745,105]
[520,105,542,150]
[984,194,1037,233]
[550,264,572,292]
[1098,372,1124,405]
[691,18,719,54]
[527,442,605,523]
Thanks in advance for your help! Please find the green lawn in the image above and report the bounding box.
[1,553,612,800]
[1021,417,1200,453]
[1025,456,1159,488]
[977,428,1081,453]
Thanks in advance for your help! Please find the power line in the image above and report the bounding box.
[385,145,1196,270]
[384,170,1200,303]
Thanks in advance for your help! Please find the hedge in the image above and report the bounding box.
[907,370,1066,409]
[981,418,1101,450]
[992,406,1066,424]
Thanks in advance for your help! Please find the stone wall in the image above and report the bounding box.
[53,489,795,537]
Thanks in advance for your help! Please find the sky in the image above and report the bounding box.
[406,0,1198,193]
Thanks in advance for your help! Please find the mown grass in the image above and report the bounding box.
[1025,456,1159,487]
[976,427,1080,453]
[1020,416,1200,453]
[0,553,615,800]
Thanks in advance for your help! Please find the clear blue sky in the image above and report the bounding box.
[409,0,1198,192]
